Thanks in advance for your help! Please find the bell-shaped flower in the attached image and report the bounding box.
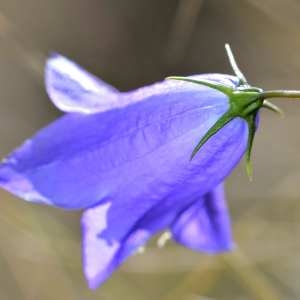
[0,45,297,289]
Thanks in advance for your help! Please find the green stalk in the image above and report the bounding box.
[261,90,300,99]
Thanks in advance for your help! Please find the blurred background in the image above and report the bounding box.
[0,0,299,299]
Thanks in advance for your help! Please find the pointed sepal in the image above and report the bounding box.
[191,111,234,160]
[245,113,258,180]
[262,100,284,117]
[166,76,233,96]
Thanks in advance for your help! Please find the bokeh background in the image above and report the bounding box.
[0,0,299,299]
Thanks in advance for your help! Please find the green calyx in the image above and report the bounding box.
[167,44,300,180]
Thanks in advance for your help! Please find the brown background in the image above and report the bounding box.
[0,0,299,299]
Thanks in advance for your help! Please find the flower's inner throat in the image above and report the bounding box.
[167,44,300,180]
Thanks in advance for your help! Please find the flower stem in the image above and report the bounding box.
[261,90,300,99]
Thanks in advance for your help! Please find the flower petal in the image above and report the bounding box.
[171,183,233,253]
[81,202,155,289]
[81,183,234,289]
[45,54,119,113]
[45,52,238,115]
[0,74,247,210]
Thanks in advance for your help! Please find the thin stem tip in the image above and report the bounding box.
[225,43,248,86]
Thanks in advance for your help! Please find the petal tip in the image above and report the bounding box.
[47,51,65,62]
[84,273,103,290]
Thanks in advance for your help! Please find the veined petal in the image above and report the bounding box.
[45,54,119,113]
[0,74,247,210]
[171,183,234,253]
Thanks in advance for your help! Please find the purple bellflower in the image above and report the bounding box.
[0,44,298,289]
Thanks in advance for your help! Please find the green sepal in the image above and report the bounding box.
[166,76,233,96]
[245,113,258,181]
[190,111,234,160]
[262,100,284,117]
[166,44,300,180]
[167,75,261,180]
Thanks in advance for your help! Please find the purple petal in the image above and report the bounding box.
[171,183,234,253]
[81,183,234,289]
[45,54,120,113]
[0,73,248,210]
[81,202,155,289]
[45,52,238,115]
